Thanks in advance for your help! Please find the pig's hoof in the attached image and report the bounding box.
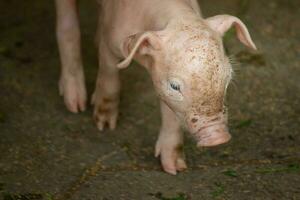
[93,107,118,131]
[92,96,119,131]
[59,74,87,113]
[155,142,187,175]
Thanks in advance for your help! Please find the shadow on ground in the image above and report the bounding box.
[0,0,299,199]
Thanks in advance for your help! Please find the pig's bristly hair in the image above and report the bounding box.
[227,54,241,91]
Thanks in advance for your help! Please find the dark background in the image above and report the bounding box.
[0,0,299,199]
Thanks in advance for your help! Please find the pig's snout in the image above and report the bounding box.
[195,124,231,147]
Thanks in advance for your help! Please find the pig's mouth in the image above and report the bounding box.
[193,124,231,147]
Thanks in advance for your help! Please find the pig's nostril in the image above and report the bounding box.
[191,118,198,123]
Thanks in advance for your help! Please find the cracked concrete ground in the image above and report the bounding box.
[0,0,299,199]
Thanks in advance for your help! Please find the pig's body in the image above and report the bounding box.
[55,0,256,175]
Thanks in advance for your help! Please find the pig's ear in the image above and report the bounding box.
[205,15,257,50]
[117,32,161,69]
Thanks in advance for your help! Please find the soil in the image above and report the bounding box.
[0,0,299,199]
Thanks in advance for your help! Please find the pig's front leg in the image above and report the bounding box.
[55,0,86,113]
[155,101,187,175]
[91,40,120,131]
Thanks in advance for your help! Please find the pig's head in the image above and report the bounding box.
[118,15,256,147]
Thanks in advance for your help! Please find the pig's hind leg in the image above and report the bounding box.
[92,38,120,131]
[55,0,87,113]
[155,101,187,175]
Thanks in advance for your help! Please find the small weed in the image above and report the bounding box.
[223,169,238,177]
[235,119,252,129]
[211,182,225,198]
[255,164,300,174]
[44,193,53,200]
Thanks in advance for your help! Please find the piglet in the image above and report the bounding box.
[55,0,256,175]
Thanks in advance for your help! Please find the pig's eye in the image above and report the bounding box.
[165,78,184,101]
[170,82,180,91]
